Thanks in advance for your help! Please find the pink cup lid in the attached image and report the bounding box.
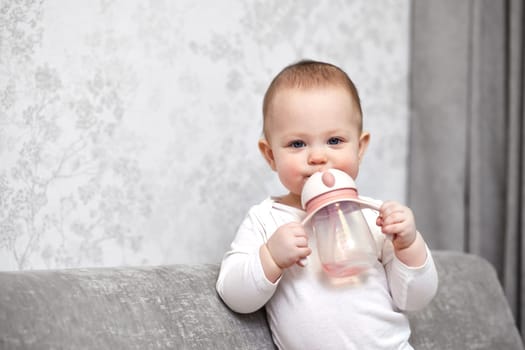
[301,169,380,224]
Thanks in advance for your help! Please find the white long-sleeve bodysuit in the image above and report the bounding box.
[216,197,438,350]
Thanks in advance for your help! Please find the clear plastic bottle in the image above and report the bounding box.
[311,201,377,278]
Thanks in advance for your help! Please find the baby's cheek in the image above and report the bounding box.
[278,173,301,193]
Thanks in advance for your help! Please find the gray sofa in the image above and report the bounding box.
[0,251,522,350]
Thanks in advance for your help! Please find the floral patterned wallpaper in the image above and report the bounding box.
[0,0,410,270]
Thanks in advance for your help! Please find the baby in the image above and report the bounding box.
[216,60,438,349]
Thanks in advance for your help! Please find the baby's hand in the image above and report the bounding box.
[266,222,311,269]
[376,201,417,251]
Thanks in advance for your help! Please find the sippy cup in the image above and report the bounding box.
[301,169,380,278]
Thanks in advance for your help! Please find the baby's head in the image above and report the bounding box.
[258,60,369,208]
[262,60,363,140]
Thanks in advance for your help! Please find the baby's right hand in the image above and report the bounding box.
[266,222,311,269]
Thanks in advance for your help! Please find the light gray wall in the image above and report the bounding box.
[0,0,411,270]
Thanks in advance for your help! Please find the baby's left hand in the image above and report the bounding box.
[376,200,417,251]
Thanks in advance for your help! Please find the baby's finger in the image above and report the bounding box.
[297,258,308,267]
[293,230,309,240]
[295,236,309,248]
[296,247,312,267]
[380,200,399,211]
[381,222,406,235]
[382,212,406,226]
[299,246,312,258]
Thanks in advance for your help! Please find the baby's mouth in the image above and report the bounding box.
[306,169,324,178]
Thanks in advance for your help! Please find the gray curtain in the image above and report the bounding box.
[408,0,524,339]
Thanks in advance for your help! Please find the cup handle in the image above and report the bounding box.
[357,200,394,241]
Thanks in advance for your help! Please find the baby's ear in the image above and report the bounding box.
[358,132,370,162]
[258,138,277,170]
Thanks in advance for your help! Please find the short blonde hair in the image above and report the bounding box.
[262,60,363,137]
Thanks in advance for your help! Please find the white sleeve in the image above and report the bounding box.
[216,207,279,314]
[384,243,439,311]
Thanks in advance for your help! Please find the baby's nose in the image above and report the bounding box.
[308,148,327,165]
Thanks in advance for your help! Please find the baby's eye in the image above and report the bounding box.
[327,137,343,145]
[289,140,306,148]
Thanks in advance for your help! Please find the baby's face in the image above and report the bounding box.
[261,85,368,204]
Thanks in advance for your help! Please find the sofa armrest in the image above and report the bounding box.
[408,251,523,349]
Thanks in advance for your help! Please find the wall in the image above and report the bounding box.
[0,0,410,270]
